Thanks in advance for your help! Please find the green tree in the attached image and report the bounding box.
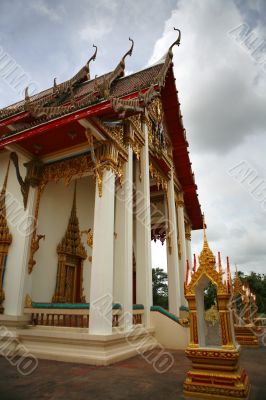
[152,267,168,309]
[204,281,217,310]
[237,271,266,315]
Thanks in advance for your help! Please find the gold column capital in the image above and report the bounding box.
[176,191,184,207]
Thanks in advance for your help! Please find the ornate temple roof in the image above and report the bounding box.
[0,29,203,229]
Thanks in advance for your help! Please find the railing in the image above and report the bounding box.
[254,318,266,327]
[150,305,189,327]
[24,303,145,329]
[132,304,144,325]
[28,308,89,328]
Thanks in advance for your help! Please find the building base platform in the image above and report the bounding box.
[2,325,157,366]
[235,325,259,348]
[183,347,250,399]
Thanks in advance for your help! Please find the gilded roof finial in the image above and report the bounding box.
[199,213,216,266]
[156,28,181,88]
[121,37,134,67]
[25,86,30,102]
[86,44,98,66]
[86,44,98,80]
[168,27,181,59]
[98,38,134,98]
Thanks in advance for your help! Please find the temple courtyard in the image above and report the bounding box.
[0,347,265,400]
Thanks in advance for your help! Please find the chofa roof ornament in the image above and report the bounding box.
[85,44,98,80]
[168,27,181,59]
[156,27,181,88]
[120,37,134,70]
[98,37,134,99]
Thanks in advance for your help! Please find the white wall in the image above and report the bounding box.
[151,311,189,349]
[31,175,95,303]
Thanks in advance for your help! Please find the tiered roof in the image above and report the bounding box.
[0,29,203,229]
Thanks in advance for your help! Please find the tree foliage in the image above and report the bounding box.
[152,267,168,309]
[238,271,266,314]
[204,281,217,310]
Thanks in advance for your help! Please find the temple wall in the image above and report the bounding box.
[31,175,95,303]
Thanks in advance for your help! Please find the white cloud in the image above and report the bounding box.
[30,0,65,22]
[149,0,266,274]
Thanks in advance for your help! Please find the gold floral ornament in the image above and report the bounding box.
[24,294,32,308]
[205,303,220,326]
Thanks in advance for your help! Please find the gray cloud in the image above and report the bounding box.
[0,0,265,275]
[150,0,266,274]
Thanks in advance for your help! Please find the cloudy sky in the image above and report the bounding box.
[0,0,265,274]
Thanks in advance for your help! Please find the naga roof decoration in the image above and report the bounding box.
[98,37,134,99]
[110,28,181,115]
[0,28,180,127]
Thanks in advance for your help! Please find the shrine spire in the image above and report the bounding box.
[199,214,216,266]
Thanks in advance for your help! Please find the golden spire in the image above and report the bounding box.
[233,269,244,296]
[57,180,86,259]
[0,159,12,245]
[199,214,216,267]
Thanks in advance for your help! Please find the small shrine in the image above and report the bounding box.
[183,221,250,399]
[232,271,259,347]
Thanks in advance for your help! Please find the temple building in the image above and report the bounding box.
[0,30,203,364]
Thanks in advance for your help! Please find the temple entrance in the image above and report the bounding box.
[63,261,82,303]
[53,182,87,304]
[65,265,75,303]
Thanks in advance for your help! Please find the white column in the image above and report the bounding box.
[177,194,187,307]
[135,123,152,327]
[4,187,36,316]
[89,169,115,335]
[166,169,181,314]
[185,223,192,271]
[113,147,133,330]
